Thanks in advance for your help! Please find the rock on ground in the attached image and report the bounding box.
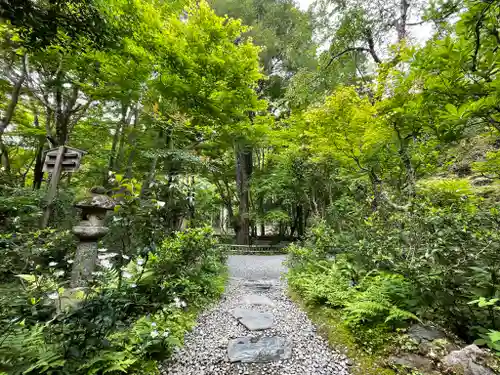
[161,255,352,375]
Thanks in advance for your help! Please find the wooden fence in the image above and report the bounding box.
[217,243,289,255]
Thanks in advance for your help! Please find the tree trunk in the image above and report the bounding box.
[399,145,416,197]
[296,204,304,238]
[116,104,134,172]
[125,107,139,178]
[0,61,27,172]
[258,195,265,236]
[106,104,128,182]
[54,77,66,146]
[0,143,10,173]
[31,106,45,189]
[32,141,45,189]
[0,60,26,137]
[116,122,127,172]
[370,170,382,212]
[235,145,252,245]
[140,155,157,197]
[397,0,409,42]
[394,123,416,197]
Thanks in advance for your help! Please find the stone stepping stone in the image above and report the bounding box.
[243,280,274,291]
[232,307,274,330]
[241,294,275,307]
[227,336,292,363]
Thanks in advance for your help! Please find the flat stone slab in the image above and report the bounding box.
[243,280,274,290]
[232,308,274,330]
[227,336,292,363]
[241,294,275,307]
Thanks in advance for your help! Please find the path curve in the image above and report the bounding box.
[162,255,351,375]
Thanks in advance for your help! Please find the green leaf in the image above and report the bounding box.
[445,103,457,114]
[488,331,500,343]
[16,274,36,283]
[474,338,488,346]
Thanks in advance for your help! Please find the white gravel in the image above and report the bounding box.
[161,255,352,375]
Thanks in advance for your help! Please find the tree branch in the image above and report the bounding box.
[472,3,493,72]
[0,53,27,137]
[364,29,382,64]
[325,47,373,69]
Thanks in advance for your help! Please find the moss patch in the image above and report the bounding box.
[289,290,396,375]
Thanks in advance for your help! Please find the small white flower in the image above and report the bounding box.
[122,271,132,279]
[130,283,137,288]
[150,330,159,338]
[163,331,170,337]
[174,297,182,309]
[137,259,144,266]
[156,200,165,208]
[98,253,118,260]
[48,262,58,267]
[47,292,59,300]
[108,171,113,176]
[66,259,74,264]
[151,322,157,327]
[122,254,130,260]
[54,270,65,277]
[98,248,108,252]
[99,259,113,269]
[180,300,187,308]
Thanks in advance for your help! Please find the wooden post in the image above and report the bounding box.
[41,146,65,228]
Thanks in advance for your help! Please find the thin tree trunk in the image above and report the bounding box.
[0,58,27,137]
[235,145,252,245]
[116,106,133,173]
[106,121,122,184]
[259,196,265,236]
[370,170,382,212]
[115,123,127,172]
[32,109,45,190]
[0,58,27,172]
[140,156,158,197]
[105,105,129,184]
[32,143,44,189]
[397,0,409,42]
[394,123,416,197]
[0,143,10,173]
[125,107,140,178]
[297,204,304,238]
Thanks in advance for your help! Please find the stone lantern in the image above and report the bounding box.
[70,189,115,287]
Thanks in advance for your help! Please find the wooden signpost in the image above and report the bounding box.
[41,146,87,228]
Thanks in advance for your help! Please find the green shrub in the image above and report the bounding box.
[343,273,418,328]
[417,178,473,206]
[288,195,500,346]
[288,262,354,307]
[0,226,226,375]
[0,229,76,282]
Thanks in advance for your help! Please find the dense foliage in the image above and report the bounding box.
[283,0,500,360]
[0,226,226,374]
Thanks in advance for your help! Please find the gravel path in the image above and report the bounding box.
[162,255,352,375]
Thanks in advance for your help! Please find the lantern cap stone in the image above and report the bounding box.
[74,191,115,210]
